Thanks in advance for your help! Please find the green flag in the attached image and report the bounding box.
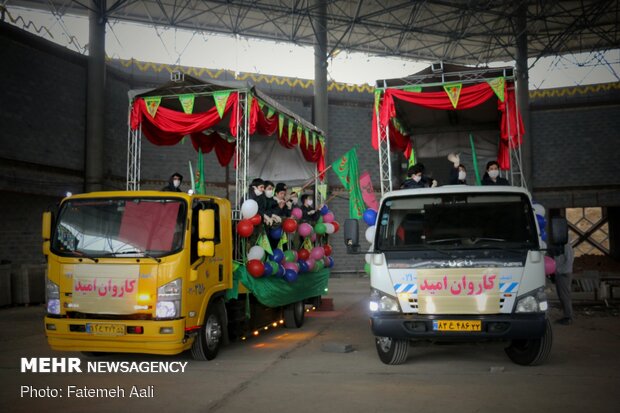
[332,147,365,219]
[408,147,416,167]
[195,148,206,194]
[256,232,273,256]
[469,133,482,186]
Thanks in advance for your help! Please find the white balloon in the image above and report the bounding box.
[533,203,545,217]
[241,199,259,219]
[540,240,547,250]
[324,223,335,234]
[247,246,265,261]
[365,225,376,244]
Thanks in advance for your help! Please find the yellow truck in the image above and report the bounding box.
[43,191,326,360]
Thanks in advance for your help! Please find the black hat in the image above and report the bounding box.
[275,183,287,193]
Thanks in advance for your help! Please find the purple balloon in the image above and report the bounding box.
[311,246,325,260]
[298,259,309,273]
[284,269,299,283]
[298,222,313,237]
[320,204,330,215]
[291,208,303,220]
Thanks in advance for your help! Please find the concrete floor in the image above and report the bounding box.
[1,277,619,413]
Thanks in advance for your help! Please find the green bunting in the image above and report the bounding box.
[213,91,231,119]
[179,94,195,114]
[144,96,161,118]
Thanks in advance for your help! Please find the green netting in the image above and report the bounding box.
[226,265,330,308]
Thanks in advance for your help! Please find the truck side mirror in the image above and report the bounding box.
[344,219,360,253]
[42,211,52,256]
[550,217,568,245]
[198,209,215,258]
[198,209,215,240]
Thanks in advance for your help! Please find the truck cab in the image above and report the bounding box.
[345,185,567,365]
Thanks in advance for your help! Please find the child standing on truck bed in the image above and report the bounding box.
[482,161,510,186]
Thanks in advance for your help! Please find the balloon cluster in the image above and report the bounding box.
[240,199,337,282]
[362,208,378,275]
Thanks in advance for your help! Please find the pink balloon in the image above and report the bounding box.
[283,262,299,272]
[306,258,316,270]
[311,246,325,260]
[544,256,556,275]
[298,222,313,237]
[323,212,335,223]
[311,233,317,242]
[291,208,303,220]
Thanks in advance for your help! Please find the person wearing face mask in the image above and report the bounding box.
[288,191,300,208]
[447,153,467,185]
[400,163,437,189]
[300,194,318,223]
[263,180,282,224]
[247,178,268,220]
[482,160,510,186]
[161,172,183,192]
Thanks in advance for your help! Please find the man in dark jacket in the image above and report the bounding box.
[481,161,510,186]
[161,172,183,192]
[400,163,437,189]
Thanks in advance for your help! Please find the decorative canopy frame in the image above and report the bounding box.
[373,64,525,196]
[127,74,327,215]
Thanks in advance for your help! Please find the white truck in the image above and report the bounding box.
[345,185,567,365]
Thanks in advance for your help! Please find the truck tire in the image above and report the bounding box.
[505,318,553,366]
[375,336,409,365]
[283,300,305,328]
[191,304,224,361]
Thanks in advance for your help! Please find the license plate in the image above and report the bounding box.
[86,323,125,336]
[433,320,481,332]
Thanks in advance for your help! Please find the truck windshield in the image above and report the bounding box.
[51,198,186,258]
[376,193,538,251]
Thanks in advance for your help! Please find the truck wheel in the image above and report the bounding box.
[505,318,553,366]
[375,336,409,365]
[191,305,224,361]
[283,300,305,328]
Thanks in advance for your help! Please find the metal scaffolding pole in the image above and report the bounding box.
[515,3,531,190]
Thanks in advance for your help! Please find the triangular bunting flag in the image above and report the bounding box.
[487,77,505,102]
[213,91,231,119]
[278,114,284,137]
[408,147,416,167]
[312,133,316,150]
[267,106,276,119]
[443,83,462,109]
[302,237,313,251]
[374,89,382,115]
[304,129,310,148]
[297,125,303,144]
[179,94,195,114]
[144,96,161,118]
[317,183,327,200]
[277,232,288,250]
[257,100,265,109]
[287,120,294,143]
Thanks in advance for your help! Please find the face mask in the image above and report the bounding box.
[265,190,274,198]
[488,170,499,179]
[253,188,263,196]
[173,179,181,188]
[413,175,422,183]
[306,200,313,207]
[291,197,298,204]
[458,171,466,181]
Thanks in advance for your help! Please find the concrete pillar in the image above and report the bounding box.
[515,3,532,189]
[85,0,106,192]
[313,0,328,134]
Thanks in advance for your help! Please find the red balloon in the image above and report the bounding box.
[323,244,332,256]
[250,214,262,226]
[282,218,298,233]
[247,259,265,278]
[331,221,340,233]
[298,248,310,261]
[236,219,254,238]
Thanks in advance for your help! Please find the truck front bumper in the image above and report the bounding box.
[44,316,191,355]
[370,313,547,340]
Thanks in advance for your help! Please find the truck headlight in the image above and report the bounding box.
[515,287,548,313]
[156,279,181,319]
[46,279,60,315]
[369,289,401,313]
